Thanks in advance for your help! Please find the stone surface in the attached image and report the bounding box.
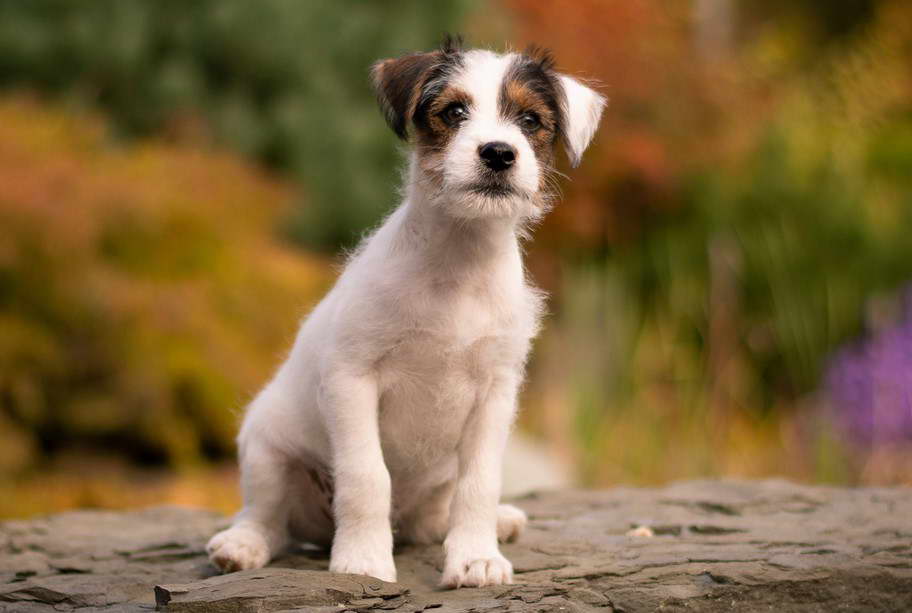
[2,480,911,612]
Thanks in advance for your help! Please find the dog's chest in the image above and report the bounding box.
[375,274,535,469]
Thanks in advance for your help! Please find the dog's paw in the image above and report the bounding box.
[206,526,270,573]
[329,547,397,583]
[441,551,513,588]
[496,504,527,543]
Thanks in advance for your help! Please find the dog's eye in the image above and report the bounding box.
[519,111,541,132]
[441,103,469,126]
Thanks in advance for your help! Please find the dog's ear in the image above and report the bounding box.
[371,52,441,140]
[372,35,463,140]
[556,74,606,167]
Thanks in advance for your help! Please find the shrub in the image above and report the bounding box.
[0,0,474,250]
[0,97,332,472]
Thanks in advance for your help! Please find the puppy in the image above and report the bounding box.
[206,36,604,588]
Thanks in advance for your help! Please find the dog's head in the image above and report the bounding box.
[372,36,605,220]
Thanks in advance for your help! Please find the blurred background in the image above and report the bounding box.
[1,0,911,519]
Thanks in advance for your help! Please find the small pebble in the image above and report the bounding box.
[626,525,655,538]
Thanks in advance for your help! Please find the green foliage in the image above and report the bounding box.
[0,0,474,250]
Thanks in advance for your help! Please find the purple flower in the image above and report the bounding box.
[825,289,912,448]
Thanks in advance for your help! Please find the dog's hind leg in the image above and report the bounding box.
[397,482,527,545]
[496,504,527,543]
[286,458,335,549]
[207,436,293,572]
[397,480,455,545]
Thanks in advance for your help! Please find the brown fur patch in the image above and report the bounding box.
[413,86,473,186]
[372,52,443,139]
[499,78,559,191]
[372,35,465,140]
[500,53,565,197]
[415,86,472,149]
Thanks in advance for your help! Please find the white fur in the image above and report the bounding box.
[558,74,606,167]
[207,47,602,589]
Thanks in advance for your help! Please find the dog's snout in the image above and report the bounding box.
[478,142,516,172]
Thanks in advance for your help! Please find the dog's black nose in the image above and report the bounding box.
[478,142,517,172]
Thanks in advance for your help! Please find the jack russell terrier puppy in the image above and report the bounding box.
[207,35,604,589]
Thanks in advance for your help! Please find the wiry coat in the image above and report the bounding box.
[207,38,604,588]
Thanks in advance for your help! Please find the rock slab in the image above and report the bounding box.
[2,479,911,612]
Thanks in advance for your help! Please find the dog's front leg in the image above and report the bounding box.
[321,370,397,583]
[441,375,518,588]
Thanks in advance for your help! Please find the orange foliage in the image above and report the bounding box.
[500,0,763,248]
[0,97,332,476]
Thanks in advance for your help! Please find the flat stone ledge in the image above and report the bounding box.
[1,479,910,612]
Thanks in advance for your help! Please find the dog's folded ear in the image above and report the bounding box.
[556,75,606,168]
[372,35,463,140]
[372,52,440,140]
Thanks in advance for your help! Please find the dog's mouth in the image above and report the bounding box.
[463,173,525,198]
[468,183,516,198]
